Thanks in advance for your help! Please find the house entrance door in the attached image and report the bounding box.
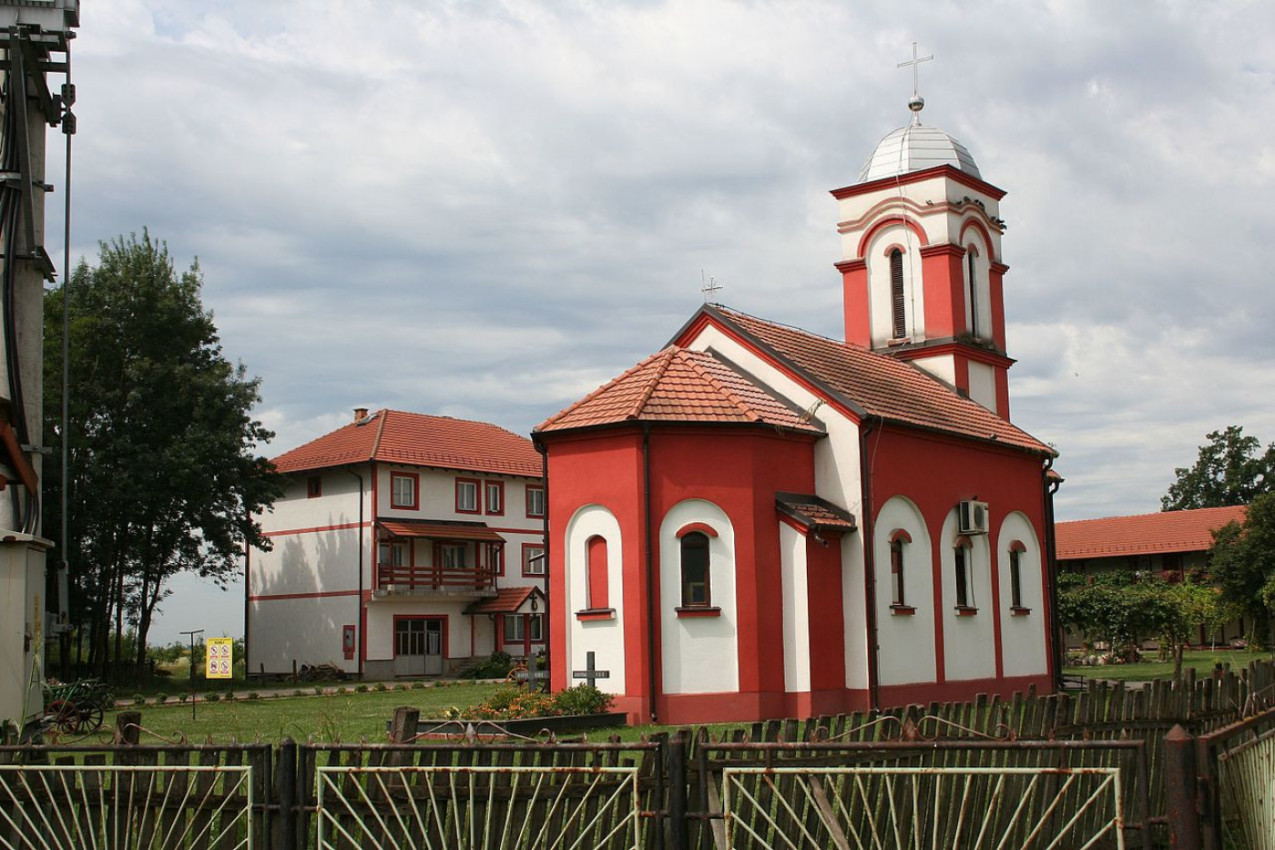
[393,618,444,676]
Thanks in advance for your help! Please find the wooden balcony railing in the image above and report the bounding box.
[377,565,496,593]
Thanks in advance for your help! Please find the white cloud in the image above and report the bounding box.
[47,0,1275,642]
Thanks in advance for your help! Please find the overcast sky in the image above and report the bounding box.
[45,1,1275,644]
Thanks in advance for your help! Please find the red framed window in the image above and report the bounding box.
[954,536,974,609]
[586,535,609,610]
[526,486,545,518]
[1009,540,1026,610]
[890,538,905,607]
[679,531,711,607]
[390,472,418,510]
[522,543,545,577]
[484,480,504,516]
[306,475,322,498]
[456,478,480,514]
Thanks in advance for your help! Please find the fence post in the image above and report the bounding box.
[389,706,420,743]
[115,710,141,745]
[278,737,298,850]
[667,731,688,850]
[1164,724,1202,850]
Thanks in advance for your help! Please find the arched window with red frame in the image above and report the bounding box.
[586,535,609,611]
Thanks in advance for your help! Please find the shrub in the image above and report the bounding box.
[413,681,426,690]
[132,693,146,705]
[292,689,303,697]
[553,685,613,716]
[355,684,369,693]
[178,693,188,703]
[337,687,348,695]
[248,692,261,701]
[155,693,167,705]
[205,693,221,703]
[313,686,323,695]
[374,682,387,692]
[459,651,514,680]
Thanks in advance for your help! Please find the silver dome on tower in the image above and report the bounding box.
[856,99,981,184]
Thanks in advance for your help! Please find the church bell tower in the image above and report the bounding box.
[832,49,1015,420]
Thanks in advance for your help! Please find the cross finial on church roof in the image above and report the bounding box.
[897,41,933,124]
[701,270,723,302]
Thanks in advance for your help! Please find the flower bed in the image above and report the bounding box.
[405,684,623,739]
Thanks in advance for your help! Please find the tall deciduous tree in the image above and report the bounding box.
[1162,426,1275,511]
[1209,491,1275,649]
[43,231,282,678]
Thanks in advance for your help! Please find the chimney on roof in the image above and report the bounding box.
[353,407,369,422]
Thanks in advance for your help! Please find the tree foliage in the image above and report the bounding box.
[43,231,282,678]
[1208,491,1275,649]
[1162,426,1275,511]
[1058,571,1237,676]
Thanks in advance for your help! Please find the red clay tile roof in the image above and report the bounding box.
[1056,505,1247,560]
[466,586,542,615]
[775,493,857,532]
[688,306,1053,455]
[536,347,824,434]
[380,520,505,542]
[272,410,542,477]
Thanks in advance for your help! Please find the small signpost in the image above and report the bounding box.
[572,651,611,689]
[206,638,234,679]
[180,629,203,720]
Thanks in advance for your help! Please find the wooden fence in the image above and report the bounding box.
[0,659,1269,848]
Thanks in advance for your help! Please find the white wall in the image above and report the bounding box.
[249,595,358,673]
[940,509,996,682]
[874,496,935,686]
[967,360,998,414]
[997,512,1048,678]
[779,523,810,693]
[659,500,738,695]
[563,505,626,695]
[864,222,926,346]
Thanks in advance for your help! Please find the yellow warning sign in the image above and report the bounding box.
[206,638,234,680]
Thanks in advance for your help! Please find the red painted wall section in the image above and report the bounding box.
[646,427,818,721]
[544,422,821,725]
[542,430,648,716]
[868,425,1054,690]
[804,531,847,714]
[837,259,870,347]
[919,244,965,340]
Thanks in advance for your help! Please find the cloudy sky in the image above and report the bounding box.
[44,1,1275,643]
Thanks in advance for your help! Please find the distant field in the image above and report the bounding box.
[1066,648,1273,683]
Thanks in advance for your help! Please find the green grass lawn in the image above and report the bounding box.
[80,682,507,745]
[1065,648,1275,683]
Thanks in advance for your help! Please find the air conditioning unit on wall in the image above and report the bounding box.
[958,500,989,535]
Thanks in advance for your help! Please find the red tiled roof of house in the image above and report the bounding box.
[272,410,542,477]
[536,347,824,434]
[775,493,857,532]
[466,586,541,614]
[696,306,1052,455]
[1056,505,1247,559]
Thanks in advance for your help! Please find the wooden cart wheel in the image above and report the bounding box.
[46,700,80,734]
[77,705,104,734]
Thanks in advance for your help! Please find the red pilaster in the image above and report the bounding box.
[837,259,869,347]
[920,243,966,339]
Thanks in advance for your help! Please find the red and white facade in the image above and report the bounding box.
[248,409,546,679]
[535,109,1060,725]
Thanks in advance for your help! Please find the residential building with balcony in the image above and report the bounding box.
[246,408,546,679]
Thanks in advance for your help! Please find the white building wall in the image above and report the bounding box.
[909,354,957,387]
[249,595,358,673]
[967,361,998,413]
[874,497,935,686]
[659,500,738,695]
[779,523,810,693]
[251,460,544,676]
[684,324,868,691]
[997,512,1048,677]
[563,505,626,696]
[940,510,997,682]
